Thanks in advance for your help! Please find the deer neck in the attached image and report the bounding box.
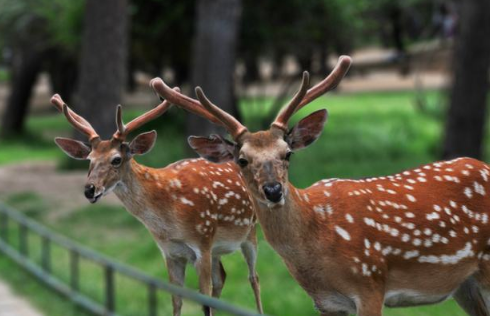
[113,159,170,217]
[254,182,319,257]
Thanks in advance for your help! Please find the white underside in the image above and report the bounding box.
[158,239,244,265]
[384,290,451,307]
[318,289,453,314]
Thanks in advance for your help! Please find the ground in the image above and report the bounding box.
[0,161,120,220]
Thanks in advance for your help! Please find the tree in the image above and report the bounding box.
[0,0,83,137]
[442,0,490,159]
[76,0,129,139]
[187,0,242,137]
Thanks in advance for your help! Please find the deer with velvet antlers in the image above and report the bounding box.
[151,56,490,316]
[50,93,263,316]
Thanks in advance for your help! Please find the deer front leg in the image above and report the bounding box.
[453,278,489,316]
[356,291,384,316]
[211,257,226,298]
[165,257,187,316]
[241,229,264,314]
[196,249,213,316]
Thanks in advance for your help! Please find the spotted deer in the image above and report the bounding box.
[151,56,490,316]
[50,94,263,316]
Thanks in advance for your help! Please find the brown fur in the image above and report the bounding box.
[58,138,263,316]
[239,131,490,315]
[203,127,490,315]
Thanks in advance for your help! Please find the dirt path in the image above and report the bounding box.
[0,161,121,218]
[0,280,44,316]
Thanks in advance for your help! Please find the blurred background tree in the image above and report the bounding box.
[442,0,490,159]
[1,0,489,158]
[0,0,83,137]
[188,0,242,136]
[76,0,129,139]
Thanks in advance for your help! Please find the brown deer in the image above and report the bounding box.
[50,93,263,316]
[151,56,490,316]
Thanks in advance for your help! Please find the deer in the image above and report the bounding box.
[50,93,263,316]
[151,55,490,316]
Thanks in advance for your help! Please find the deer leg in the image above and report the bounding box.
[241,227,264,314]
[211,257,226,298]
[165,257,187,316]
[453,277,489,316]
[356,291,384,316]
[196,249,213,316]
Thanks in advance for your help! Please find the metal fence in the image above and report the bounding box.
[0,202,263,316]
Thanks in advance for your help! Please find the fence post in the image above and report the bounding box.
[0,210,8,243]
[41,236,51,273]
[105,265,115,314]
[70,250,79,291]
[148,283,157,316]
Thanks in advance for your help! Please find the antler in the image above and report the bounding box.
[150,78,226,128]
[150,77,248,140]
[112,88,178,141]
[50,94,100,142]
[271,72,310,131]
[195,87,248,139]
[271,55,352,132]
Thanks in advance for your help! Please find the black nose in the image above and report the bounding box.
[263,182,283,203]
[84,184,95,199]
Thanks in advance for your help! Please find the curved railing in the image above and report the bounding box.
[0,202,263,316]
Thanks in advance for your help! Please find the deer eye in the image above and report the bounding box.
[285,151,293,161]
[237,158,249,168]
[111,157,122,166]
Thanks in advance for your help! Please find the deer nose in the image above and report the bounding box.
[263,182,283,203]
[84,184,95,199]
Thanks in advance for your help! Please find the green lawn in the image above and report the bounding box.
[0,90,471,316]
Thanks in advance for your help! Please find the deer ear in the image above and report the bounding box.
[129,130,157,155]
[188,134,236,163]
[287,109,327,151]
[54,137,91,160]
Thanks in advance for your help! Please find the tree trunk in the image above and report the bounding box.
[442,0,490,159]
[187,0,242,137]
[76,0,128,139]
[47,49,78,104]
[1,48,46,137]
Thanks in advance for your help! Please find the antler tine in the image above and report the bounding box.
[271,71,310,131]
[115,104,126,138]
[195,87,248,140]
[297,55,352,111]
[150,78,225,127]
[50,94,95,130]
[61,104,100,142]
[112,89,178,141]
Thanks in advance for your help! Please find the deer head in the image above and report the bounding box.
[150,56,352,206]
[51,92,175,203]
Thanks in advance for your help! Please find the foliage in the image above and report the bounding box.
[0,0,84,53]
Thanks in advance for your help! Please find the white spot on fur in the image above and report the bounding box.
[335,226,351,241]
[418,242,474,264]
[180,197,195,206]
[406,194,416,202]
[464,187,473,198]
[474,182,486,195]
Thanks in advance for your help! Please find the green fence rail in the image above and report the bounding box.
[0,202,263,316]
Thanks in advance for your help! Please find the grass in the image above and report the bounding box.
[0,67,9,82]
[0,89,471,316]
